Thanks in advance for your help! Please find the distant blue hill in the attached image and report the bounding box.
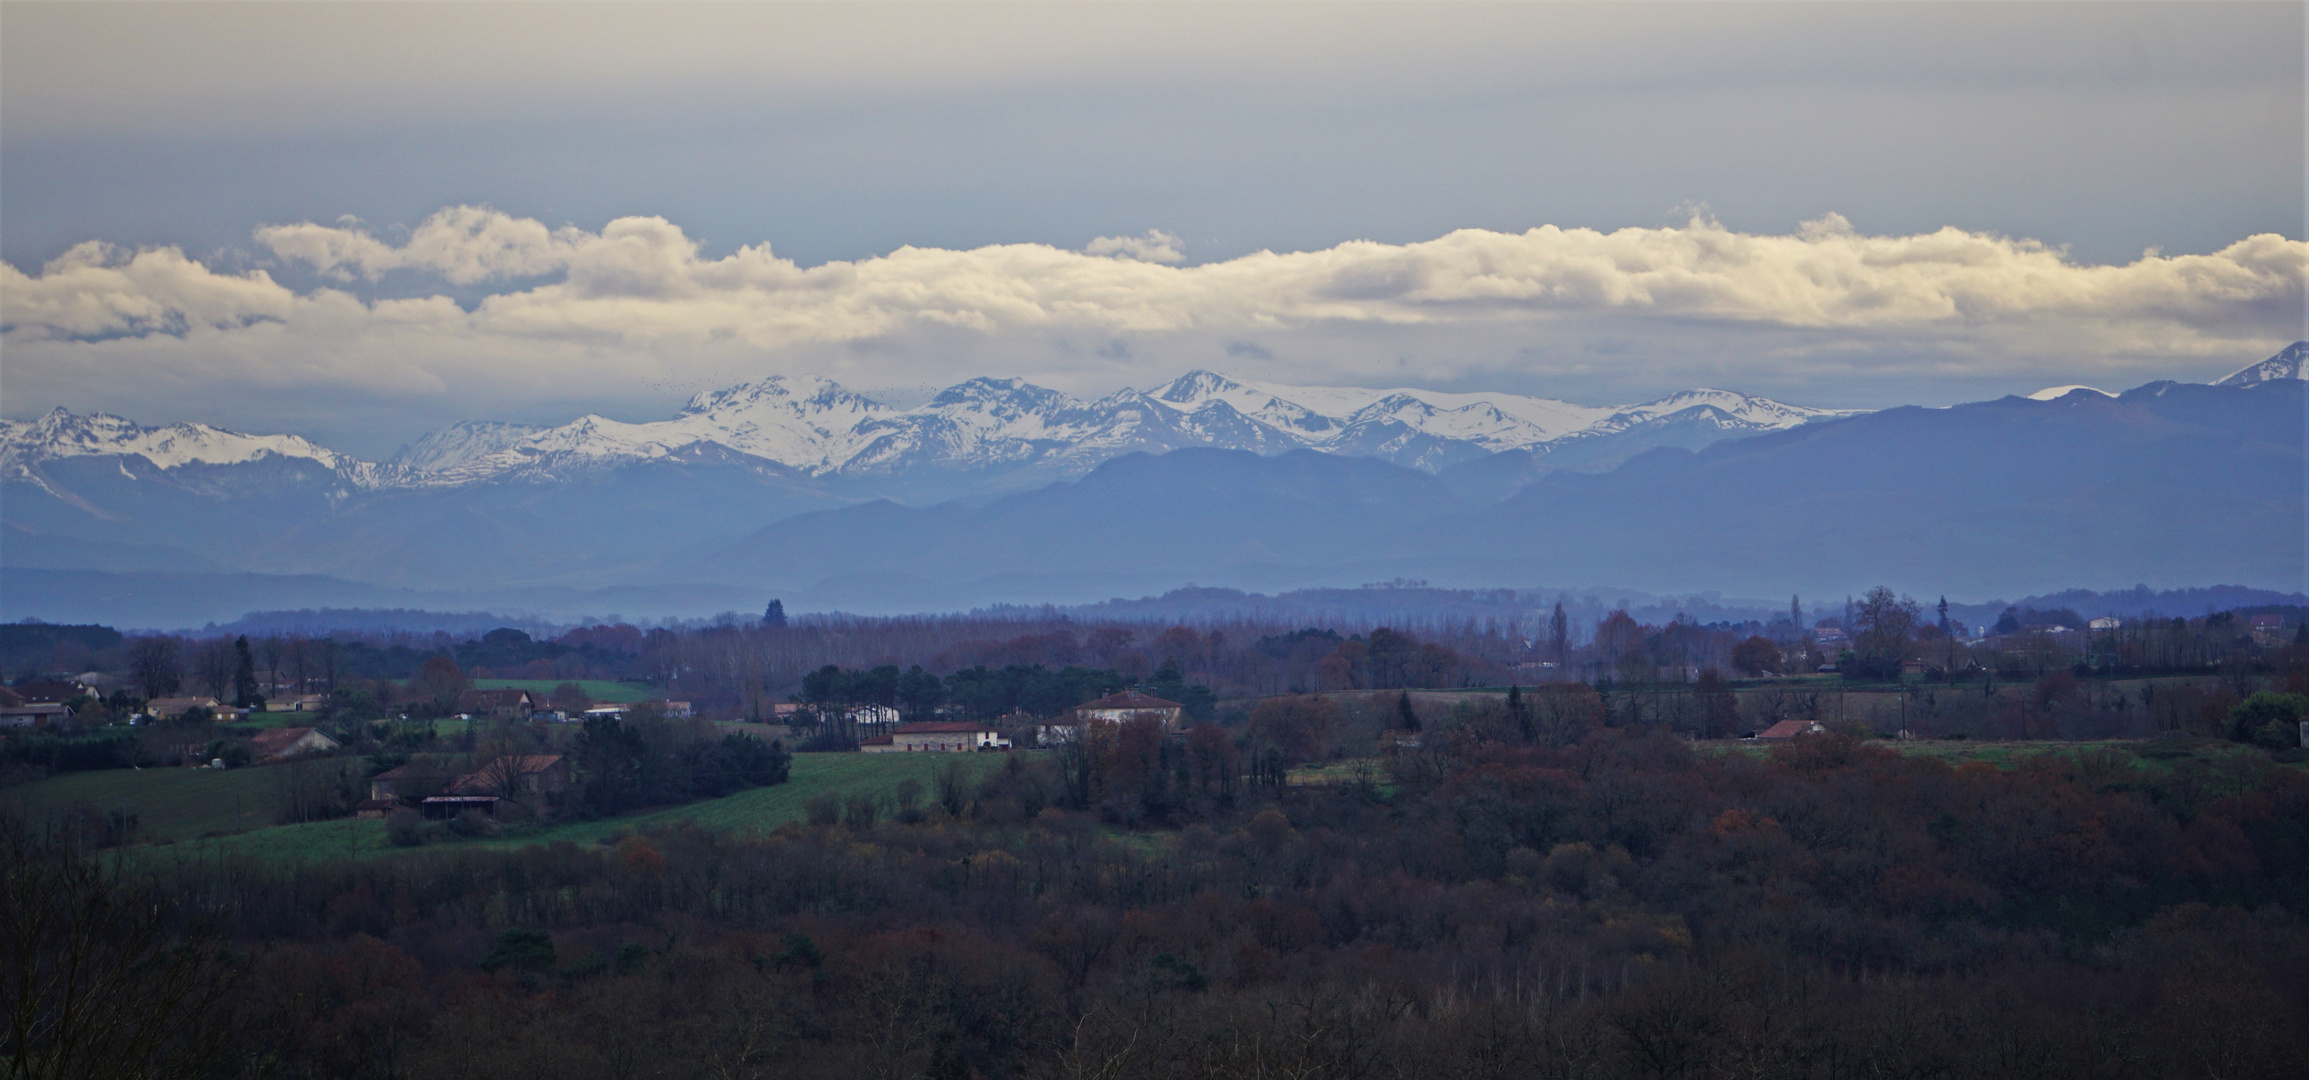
[698,379,2303,606]
[2,376,2299,624]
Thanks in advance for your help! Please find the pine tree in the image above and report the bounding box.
[1396,691,1420,732]
[762,599,786,628]
[231,636,261,708]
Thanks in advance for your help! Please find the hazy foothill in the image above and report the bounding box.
[5,4,2309,1079]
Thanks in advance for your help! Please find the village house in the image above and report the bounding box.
[145,696,222,721]
[0,702,73,728]
[446,754,572,797]
[868,721,1007,752]
[1073,690,1186,729]
[250,726,342,760]
[10,679,91,704]
[1755,719,1829,740]
[263,694,330,712]
[455,688,536,720]
[660,700,695,719]
[369,761,453,803]
[1037,690,1189,745]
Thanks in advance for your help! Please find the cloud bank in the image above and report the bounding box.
[3,207,2300,441]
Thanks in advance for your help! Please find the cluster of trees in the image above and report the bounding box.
[565,716,791,817]
[19,591,2302,731]
[795,658,1221,727]
[18,705,2306,1079]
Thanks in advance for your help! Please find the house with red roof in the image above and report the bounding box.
[250,726,342,760]
[1755,719,1827,741]
[455,688,536,720]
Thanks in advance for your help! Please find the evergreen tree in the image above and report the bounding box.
[762,599,786,628]
[231,636,262,708]
[1548,601,1570,663]
[1396,691,1421,732]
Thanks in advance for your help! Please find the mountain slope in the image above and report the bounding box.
[1449,379,2304,598]
[684,379,2305,606]
[395,369,1848,490]
[2217,341,2307,387]
[689,448,1464,591]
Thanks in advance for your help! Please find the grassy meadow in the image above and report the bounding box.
[75,750,1028,867]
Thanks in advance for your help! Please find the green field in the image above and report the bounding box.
[108,751,1027,866]
[469,679,660,704]
[1,765,289,842]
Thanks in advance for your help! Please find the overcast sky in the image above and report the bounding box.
[3,1,2302,456]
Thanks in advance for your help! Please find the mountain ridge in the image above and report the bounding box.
[2,369,1854,496]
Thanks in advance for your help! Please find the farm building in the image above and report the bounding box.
[250,726,342,760]
[1755,720,1828,740]
[868,722,1008,752]
[455,688,536,720]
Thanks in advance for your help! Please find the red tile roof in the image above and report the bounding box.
[250,727,319,755]
[1756,720,1823,740]
[894,722,993,734]
[445,755,566,793]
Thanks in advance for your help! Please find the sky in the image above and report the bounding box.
[2,1,2303,457]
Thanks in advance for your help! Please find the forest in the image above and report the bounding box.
[5,595,2308,1079]
[9,709,2307,1079]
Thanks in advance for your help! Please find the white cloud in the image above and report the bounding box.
[256,206,586,284]
[3,207,2302,435]
[1085,229,1185,264]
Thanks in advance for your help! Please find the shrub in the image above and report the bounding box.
[446,809,499,838]
[477,929,555,972]
[2228,692,2309,748]
[384,808,426,847]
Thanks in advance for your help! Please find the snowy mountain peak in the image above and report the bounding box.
[5,370,1860,498]
[388,420,546,473]
[679,372,886,418]
[929,377,1078,412]
[0,407,381,481]
[2216,342,2307,388]
[1152,369,1249,404]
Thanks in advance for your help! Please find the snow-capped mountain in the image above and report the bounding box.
[382,370,1855,487]
[0,369,1857,514]
[2217,341,2307,388]
[0,407,407,491]
[387,421,546,474]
